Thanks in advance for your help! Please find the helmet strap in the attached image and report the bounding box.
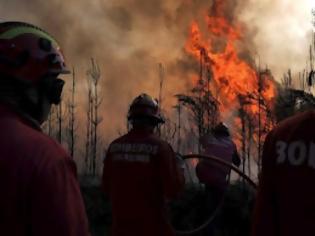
[39,75,65,105]
[0,74,61,123]
[129,116,160,127]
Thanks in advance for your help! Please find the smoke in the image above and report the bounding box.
[240,0,315,79]
[0,0,314,141]
[0,0,209,139]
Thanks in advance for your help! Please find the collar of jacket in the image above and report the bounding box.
[0,102,42,132]
[129,127,155,135]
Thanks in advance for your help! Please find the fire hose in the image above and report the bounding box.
[173,154,257,236]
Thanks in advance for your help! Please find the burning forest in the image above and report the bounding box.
[0,0,312,178]
[2,1,315,236]
[177,0,279,176]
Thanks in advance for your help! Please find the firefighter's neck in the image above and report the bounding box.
[132,124,155,133]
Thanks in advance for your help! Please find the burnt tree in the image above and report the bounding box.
[66,67,77,159]
[86,58,103,176]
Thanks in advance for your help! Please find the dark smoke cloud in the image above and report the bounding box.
[0,0,211,140]
[0,0,313,141]
[106,6,133,31]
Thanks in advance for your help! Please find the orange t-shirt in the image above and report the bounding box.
[252,110,315,236]
[102,129,185,236]
[0,105,90,236]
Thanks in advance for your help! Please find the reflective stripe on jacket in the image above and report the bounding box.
[252,110,315,236]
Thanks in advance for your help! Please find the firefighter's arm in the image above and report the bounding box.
[251,132,277,236]
[30,157,90,236]
[232,148,241,167]
[158,143,185,200]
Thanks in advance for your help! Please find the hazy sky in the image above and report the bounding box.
[0,0,314,141]
[241,0,315,78]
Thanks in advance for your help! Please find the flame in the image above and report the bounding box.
[184,0,277,150]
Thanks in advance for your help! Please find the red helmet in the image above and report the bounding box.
[0,21,69,84]
[128,93,165,124]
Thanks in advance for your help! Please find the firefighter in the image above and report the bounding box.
[252,108,315,236]
[196,122,240,191]
[102,93,185,236]
[0,22,90,236]
[196,122,240,234]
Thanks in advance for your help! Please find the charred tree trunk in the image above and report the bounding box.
[68,67,76,159]
[157,63,165,137]
[47,107,53,137]
[198,49,205,153]
[257,71,262,173]
[87,58,102,176]
[85,77,92,175]
[247,118,253,178]
[173,103,182,153]
[238,95,247,178]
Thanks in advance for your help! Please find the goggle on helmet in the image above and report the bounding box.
[0,21,70,104]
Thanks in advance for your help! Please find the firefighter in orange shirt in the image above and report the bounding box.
[196,123,240,235]
[252,102,315,236]
[0,22,90,236]
[102,93,185,236]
